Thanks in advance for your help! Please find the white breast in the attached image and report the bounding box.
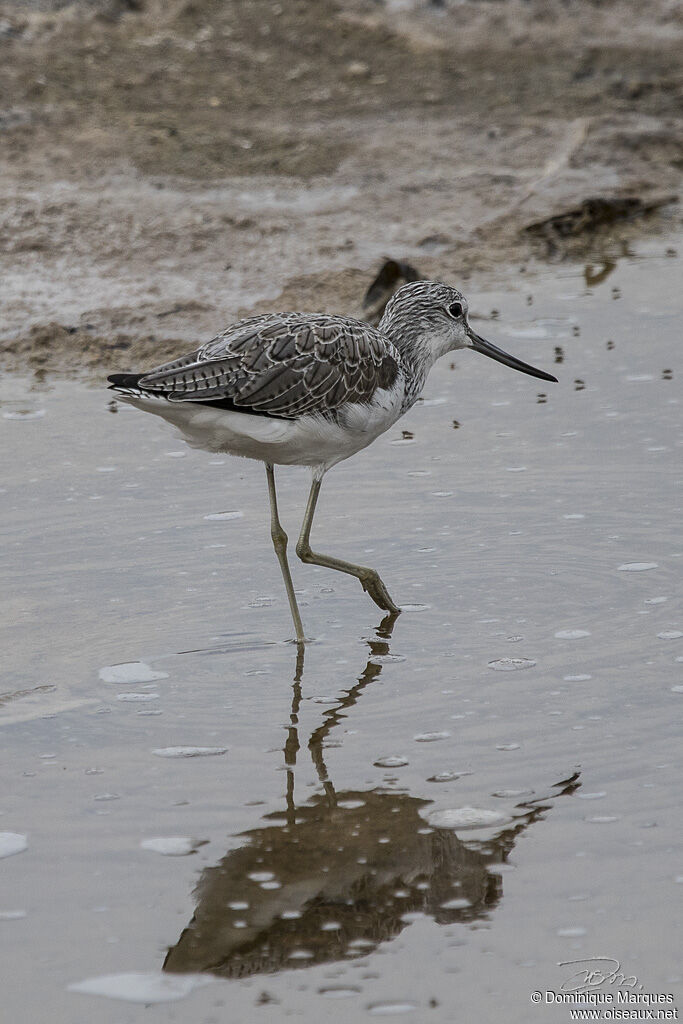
[119,376,406,472]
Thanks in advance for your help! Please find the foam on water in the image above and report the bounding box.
[152,746,228,758]
[421,807,509,830]
[427,770,473,783]
[0,833,28,859]
[488,657,537,671]
[368,1002,418,1015]
[67,971,211,1003]
[117,692,159,702]
[99,662,168,684]
[140,837,205,856]
[204,510,244,521]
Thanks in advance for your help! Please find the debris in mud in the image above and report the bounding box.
[361,259,422,326]
[524,195,678,255]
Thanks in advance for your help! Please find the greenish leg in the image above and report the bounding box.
[265,463,305,643]
[295,476,401,615]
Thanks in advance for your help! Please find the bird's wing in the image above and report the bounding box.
[136,313,400,419]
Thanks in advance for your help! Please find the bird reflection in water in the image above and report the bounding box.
[164,614,580,979]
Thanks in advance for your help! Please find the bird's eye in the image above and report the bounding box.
[448,301,464,318]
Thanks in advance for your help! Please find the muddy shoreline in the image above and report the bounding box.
[0,0,681,377]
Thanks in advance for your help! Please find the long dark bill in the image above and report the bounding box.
[468,329,558,383]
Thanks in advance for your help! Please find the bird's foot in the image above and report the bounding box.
[360,570,401,615]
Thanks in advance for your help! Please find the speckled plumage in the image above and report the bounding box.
[107,280,556,633]
[121,311,402,420]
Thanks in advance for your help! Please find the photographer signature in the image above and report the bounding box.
[558,957,641,994]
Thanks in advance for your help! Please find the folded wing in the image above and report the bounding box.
[134,313,400,419]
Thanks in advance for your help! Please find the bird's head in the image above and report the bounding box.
[379,280,557,383]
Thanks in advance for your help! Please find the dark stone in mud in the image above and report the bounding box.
[525,195,678,240]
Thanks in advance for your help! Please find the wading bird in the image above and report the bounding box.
[108,280,557,641]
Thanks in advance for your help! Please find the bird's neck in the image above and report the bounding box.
[380,320,439,410]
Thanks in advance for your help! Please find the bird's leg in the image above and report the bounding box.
[296,477,400,614]
[265,463,305,643]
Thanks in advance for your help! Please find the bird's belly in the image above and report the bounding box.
[117,388,403,469]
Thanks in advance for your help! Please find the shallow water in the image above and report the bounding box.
[1,239,681,1022]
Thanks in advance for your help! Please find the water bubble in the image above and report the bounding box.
[658,631,682,640]
[440,897,471,910]
[564,674,592,681]
[421,807,509,830]
[585,816,620,824]
[496,743,521,751]
[645,597,667,604]
[116,692,159,702]
[152,746,228,758]
[557,927,587,938]
[0,910,26,920]
[413,731,450,742]
[576,792,606,800]
[337,799,365,810]
[554,630,591,640]
[140,837,205,856]
[0,833,27,859]
[373,756,409,768]
[247,871,275,883]
[488,657,536,671]
[320,987,361,998]
[618,563,658,572]
[99,662,168,684]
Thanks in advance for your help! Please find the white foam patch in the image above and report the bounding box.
[373,756,409,768]
[421,807,509,830]
[0,833,28,858]
[152,746,228,758]
[99,662,168,684]
[488,657,537,671]
[3,409,45,420]
[204,511,243,521]
[67,971,211,1003]
[140,837,205,856]
[618,562,658,572]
